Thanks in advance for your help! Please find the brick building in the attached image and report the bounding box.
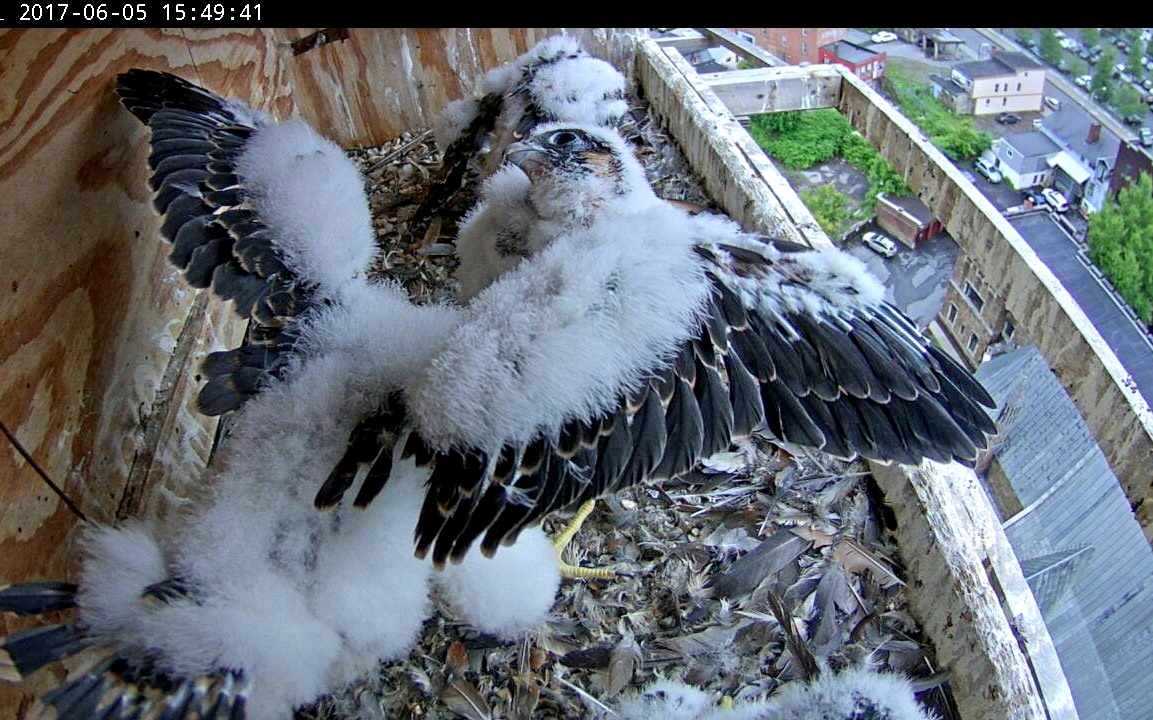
[818,40,886,87]
[731,28,846,65]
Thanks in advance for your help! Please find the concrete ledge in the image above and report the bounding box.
[636,40,827,247]
[871,462,1076,720]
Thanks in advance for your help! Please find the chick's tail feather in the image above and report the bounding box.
[1,577,251,719]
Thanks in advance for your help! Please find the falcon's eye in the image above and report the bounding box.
[549,130,581,147]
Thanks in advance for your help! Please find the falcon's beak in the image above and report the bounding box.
[505,142,549,180]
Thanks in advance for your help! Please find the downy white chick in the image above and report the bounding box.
[614,667,938,720]
[1,68,995,720]
[415,35,628,234]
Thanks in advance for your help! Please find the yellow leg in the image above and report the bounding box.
[552,499,617,581]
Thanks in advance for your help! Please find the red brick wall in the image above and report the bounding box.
[732,28,846,65]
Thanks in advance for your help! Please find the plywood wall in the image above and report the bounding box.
[0,28,640,712]
[281,27,641,147]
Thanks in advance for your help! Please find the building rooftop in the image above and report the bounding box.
[1039,114,1120,167]
[1001,130,1061,158]
[955,59,1016,79]
[930,73,969,97]
[879,193,935,224]
[918,28,965,44]
[991,50,1043,71]
[976,345,1153,720]
[956,51,1041,79]
[821,40,880,65]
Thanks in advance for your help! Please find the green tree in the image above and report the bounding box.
[1081,27,1100,47]
[1094,47,1117,101]
[801,184,852,237]
[1068,56,1088,79]
[1039,28,1063,65]
[1088,173,1153,322]
[1014,28,1036,46]
[1129,40,1145,82]
[1114,85,1145,117]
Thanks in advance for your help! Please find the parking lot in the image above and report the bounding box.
[845,227,958,329]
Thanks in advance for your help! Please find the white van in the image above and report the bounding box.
[975,157,1003,183]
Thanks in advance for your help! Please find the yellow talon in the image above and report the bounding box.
[552,499,597,551]
[552,499,617,581]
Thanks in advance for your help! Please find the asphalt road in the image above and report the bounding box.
[1010,212,1153,407]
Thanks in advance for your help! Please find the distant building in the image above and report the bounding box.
[818,40,886,88]
[1035,119,1119,213]
[875,193,941,246]
[1110,140,1153,197]
[991,131,1061,189]
[685,46,738,74]
[938,251,1014,368]
[931,51,1045,115]
[730,28,845,65]
[976,345,1153,720]
[912,28,966,60]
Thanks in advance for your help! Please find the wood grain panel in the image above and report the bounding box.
[280,28,641,148]
[0,29,277,712]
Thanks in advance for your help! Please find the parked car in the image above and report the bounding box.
[1075,74,1092,89]
[1042,188,1070,213]
[996,112,1021,125]
[1021,189,1047,208]
[1044,96,1062,111]
[1125,114,1145,126]
[1140,127,1153,147]
[871,31,897,44]
[862,231,898,258]
[975,157,1003,183]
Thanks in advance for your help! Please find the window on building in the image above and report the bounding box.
[948,304,958,323]
[985,98,991,106]
[737,30,756,45]
[1016,82,1021,91]
[1002,97,1007,105]
[994,83,999,92]
[967,333,979,352]
[802,40,807,55]
[1003,317,1015,340]
[964,281,985,312]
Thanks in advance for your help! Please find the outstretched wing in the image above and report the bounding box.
[316,230,994,567]
[694,237,996,465]
[116,70,375,415]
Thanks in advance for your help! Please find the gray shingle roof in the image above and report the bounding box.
[822,41,879,64]
[1002,131,1061,159]
[955,59,1014,79]
[956,51,1042,79]
[976,346,1153,720]
[992,51,1044,71]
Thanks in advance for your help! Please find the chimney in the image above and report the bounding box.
[1087,123,1102,144]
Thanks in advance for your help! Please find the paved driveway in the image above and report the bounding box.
[846,227,958,328]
